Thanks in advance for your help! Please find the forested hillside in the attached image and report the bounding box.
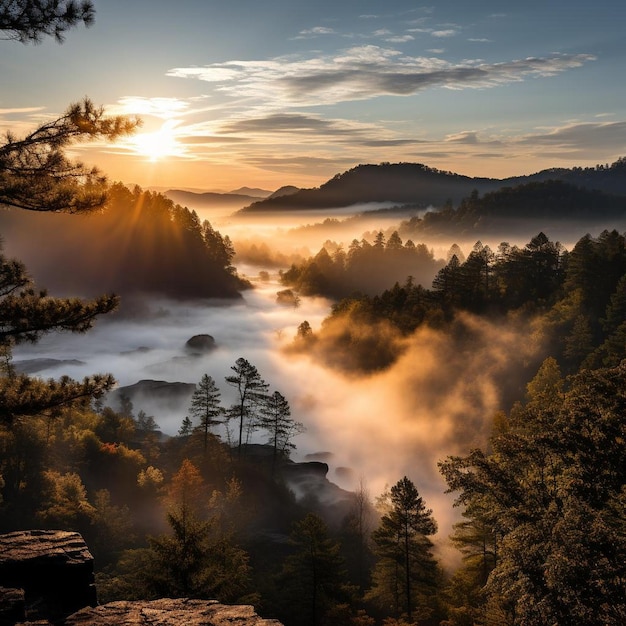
[399,180,626,237]
[240,158,626,213]
[291,229,626,375]
[0,183,248,300]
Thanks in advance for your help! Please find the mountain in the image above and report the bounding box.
[165,189,266,209]
[238,158,626,213]
[268,185,300,199]
[228,186,273,197]
[400,179,626,238]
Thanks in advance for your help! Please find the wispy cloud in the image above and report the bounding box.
[0,106,43,115]
[167,48,596,108]
[219,112,370,137]
[432,29,457,38]
[446,131,481,144]
[110,96,191,119]
[293,26,337,40]
[518,121,626,152]
[385,35,415,43]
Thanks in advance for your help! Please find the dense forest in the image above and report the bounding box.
[2,219,626,624]
[398,180,626,238]
[287,229,626,375]
[280,233,444,297]
[0,182,248,301]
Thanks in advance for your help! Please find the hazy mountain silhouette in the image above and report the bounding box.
[165,189,268,209]
[238,158,626,213]
[228,186,273,197]
[268,185,300,199]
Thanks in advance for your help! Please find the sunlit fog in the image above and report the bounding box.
[10,201,562,546]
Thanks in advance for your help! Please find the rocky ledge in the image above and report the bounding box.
[65,598,282,625]
[0,531,283,626]
[0,530,96,623]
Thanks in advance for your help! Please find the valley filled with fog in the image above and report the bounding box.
[10,200,584,544]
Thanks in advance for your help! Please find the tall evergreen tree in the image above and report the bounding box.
[278,513,349,626]
[439,362,626,625]
[188,374,223,453]
[225,358,268,457]
[258,390,305,474]
[368,477,438,622]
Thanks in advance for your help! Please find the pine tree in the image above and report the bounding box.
[0,0,95,43]
[0,99,138,213]
[258,390,305,474]
[224,358,268,457]
[188,374,223,453]
[439,362,626,625]
[278,513,350,626]
[0,247,117,425]
[368,477,438,622]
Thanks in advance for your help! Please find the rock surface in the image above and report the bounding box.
[65,599,283,625]
[0,532,283,626]
[0,530,96,623]
[185,334,217,353]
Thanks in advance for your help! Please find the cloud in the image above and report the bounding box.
[385,35,415,43]
[0,106,43,115]
[111,97,191,119]
[178,135,249,144]
[518,121,626,152]
[445,131,483,144]
[432,29,457,38]
[293,26,337,39]
[357,139,427,147]
[468,38,492,43]
[219,113,371,138]
[167,48,596,107]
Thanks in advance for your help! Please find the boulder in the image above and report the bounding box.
[0,530,96,623]
[65,598,283,626]
[185,334,216,353]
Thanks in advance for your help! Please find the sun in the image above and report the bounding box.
[131,122,182,161]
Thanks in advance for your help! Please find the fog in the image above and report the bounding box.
[12,270,544,557]
[10,200,611,558]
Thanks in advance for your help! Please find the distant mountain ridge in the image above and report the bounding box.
[165,189,267,209]
[238,158,626,213]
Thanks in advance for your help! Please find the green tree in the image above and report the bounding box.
[178,416,193,437]
[258,390,305,474]
[38,470,96,534]
[188,374,223,453]
[279,513,350,626]
[0,99,138,213]
[0,0,94,43]
[367,477,438,623]
[439,362,626,625]
[225,357,268,457]
[0,245,117,424]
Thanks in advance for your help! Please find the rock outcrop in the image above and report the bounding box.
[0,530,96,623]
[185,334,217,353]
[65,599,282,625]
[0,532,284,626]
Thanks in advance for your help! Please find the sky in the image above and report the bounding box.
[2,0,626,191]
